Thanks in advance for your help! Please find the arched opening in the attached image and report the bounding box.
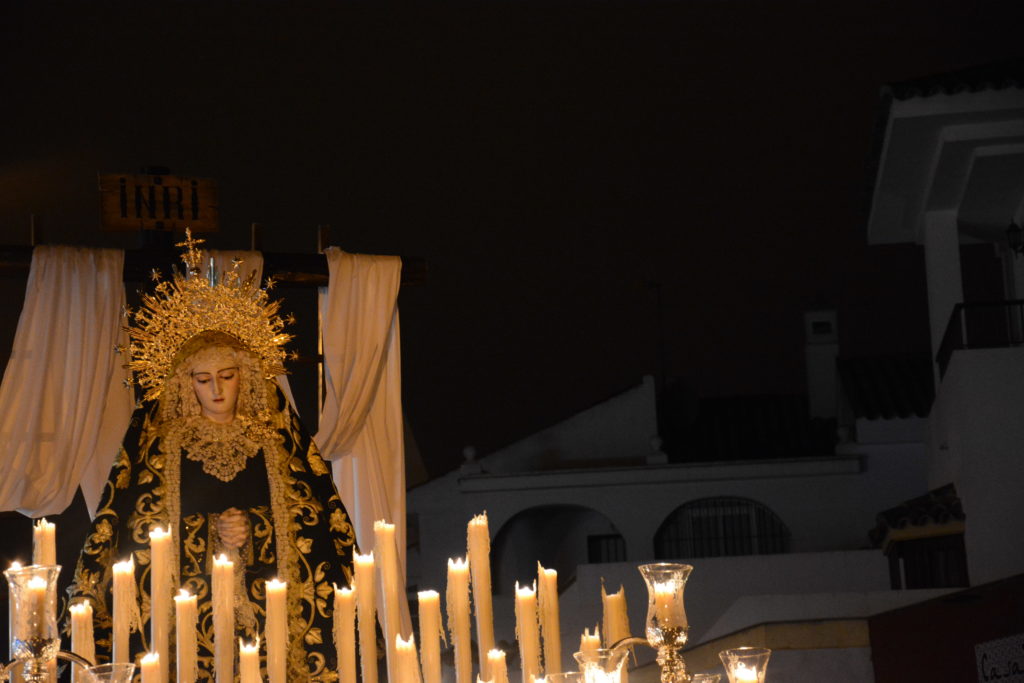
[491,505,625,596]
[654,497,790,559]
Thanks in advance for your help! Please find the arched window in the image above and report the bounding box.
[654,497,790,559]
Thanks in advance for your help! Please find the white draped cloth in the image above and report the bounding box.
[315,248,405,564]
[0,246,133,517]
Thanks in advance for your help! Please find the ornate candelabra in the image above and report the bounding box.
[1,564,94,683]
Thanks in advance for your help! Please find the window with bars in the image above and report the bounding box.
[588,533,627,563]
[654,497,790,559]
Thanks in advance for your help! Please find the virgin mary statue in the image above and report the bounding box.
[68,233,357,681]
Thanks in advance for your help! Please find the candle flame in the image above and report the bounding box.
[515,581,537,597]
[141,652,159,664]
[9,561,21,570]
[354,550,374,564]
[448,557,468,570]
[373,519,394,531]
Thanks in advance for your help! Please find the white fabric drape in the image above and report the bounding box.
[0,246,133,517]
[315,248,405,563]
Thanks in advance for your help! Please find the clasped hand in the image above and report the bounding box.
[217,507,249,550]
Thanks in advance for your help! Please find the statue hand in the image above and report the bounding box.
[217,507,249,550]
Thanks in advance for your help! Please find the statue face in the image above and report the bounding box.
[189,347,240,423]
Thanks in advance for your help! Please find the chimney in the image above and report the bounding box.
[804,309,838,419]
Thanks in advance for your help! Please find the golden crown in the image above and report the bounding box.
[124,229,295,402]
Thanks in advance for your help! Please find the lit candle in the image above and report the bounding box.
[213,554,235,683]
[396,633,422,683]
[141,652,160,683]
[112,558,137,664]
[515,582,541,683]
[354,552,378,683]
[487,649,509,683]
[468,513,496,678]
[32,519,56,566]
[70,602,95,682]
[731,663,759,682]
[149,527,171,683]
[239,639,262,683]
[25,576,47,638]
[537,564,562,676]
[375,520,403,683]
[446,558,472,683]
[265,578,287,683]
[579,626,601,659]
[652,582,685,628]
[334,585,356,683]
[601,584,630,647]
[174,589,198,683]
[418,590,444,683]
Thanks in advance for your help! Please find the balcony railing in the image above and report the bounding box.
[936,300,1024,378]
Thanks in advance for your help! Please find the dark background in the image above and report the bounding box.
[2,0,1022,479]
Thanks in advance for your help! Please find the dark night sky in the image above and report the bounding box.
[2,1,1022,477]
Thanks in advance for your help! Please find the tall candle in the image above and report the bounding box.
[395,634,422,683]
[487,649,509,683]
[25,576,47,638]
[354,552,378,683]
[418,590,444,683]
[265,578,288,683]
[601,584,630,647]
[239,639,262,683]
[149,527,171,683]
[174,589,198,683]
[70,602,95,682]
[141,652,160,683]
[468,513,495,679]
[212,554,235,683]
[446,558,472,683]
[374,520,403,683]
[334,585,356,683]
[537,564,561,675]
[112,558,137,664]
[32,519,56,566]
[579,627,601,659]
[514,582,541,683]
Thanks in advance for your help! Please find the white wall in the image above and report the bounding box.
[929,346,1024,584]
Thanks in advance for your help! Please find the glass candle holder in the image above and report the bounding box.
[573,648,630,683]
[83,662,137,683]
[638,563,693,648]
[691,675,721,683]
[5,565,61,663]
[718,648,770,683]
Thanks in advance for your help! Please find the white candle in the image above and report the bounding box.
[213,554,235,683]
[515,582,541,683]
[652,582,685,628]
[601,584,630,647]
[418,590,444,683]
[149,527,171,683]
[374,520,403,683]
[141,652,160,683]
[396,633,422,683]
[112,558,136,664]
[537,565,561,676]
[354,552,378,683]
[446,558,472,683]
[487,649,509,683]
[175,589,198,683]
[32,519,56,566]
[468,513,496,679]
[265,578,287,683]
[239,639,262,683]
[579,627,601,660]
[70,602,95,682]
[334,585,356,683]
[731,663,759,682]
[25,576,47,639]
